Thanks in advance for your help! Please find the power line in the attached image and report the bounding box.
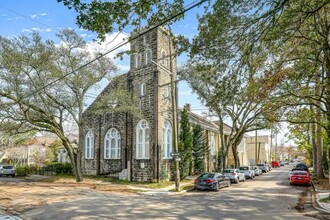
[21,0,207,100]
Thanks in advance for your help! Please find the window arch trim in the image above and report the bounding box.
[85,130,94,159]
[104,128,121,159]
[162,120,172,159]
[136,119,150,159]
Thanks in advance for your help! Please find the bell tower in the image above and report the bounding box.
[129,27,177,181]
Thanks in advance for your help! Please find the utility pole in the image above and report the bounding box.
[151,59,180,191]
[255,129,258,165]
[170,73,180,191]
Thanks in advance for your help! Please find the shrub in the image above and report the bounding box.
[15,165,31,176]
[160,168,169,181]
[44,162,73,175]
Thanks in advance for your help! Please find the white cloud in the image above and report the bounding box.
[22,27,52,33]
[31,27,52,32]
[22,28,32,33]
[178,90,193,95]
[85,32,130,59]
[30,13,47,19]
[115,64,130,73]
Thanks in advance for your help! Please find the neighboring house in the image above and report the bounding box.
[57,134,79,163]
[245,135,271,165]
[1,137,56,166]
[80,27,250,181]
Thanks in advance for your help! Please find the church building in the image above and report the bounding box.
[79,27,249,181]
[80,27,177,181]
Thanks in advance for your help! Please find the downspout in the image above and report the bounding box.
[97,115,101,175]
[154,70,159,182]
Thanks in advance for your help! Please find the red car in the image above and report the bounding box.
[290,170,311,186]
[271,161,280,168]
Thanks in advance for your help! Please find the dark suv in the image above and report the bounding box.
[294,163,309,172]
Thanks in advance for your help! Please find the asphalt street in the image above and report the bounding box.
[13,164,323,220]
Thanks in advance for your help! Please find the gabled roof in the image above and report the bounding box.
[178,108,231,134]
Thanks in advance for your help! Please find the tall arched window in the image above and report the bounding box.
[135,53,142,68]
[140,82,146,97]
[136,119,150,159]
[85,131,94,159]
[145,49,152,65]
[104,128,121,159]
[163,120,172,159]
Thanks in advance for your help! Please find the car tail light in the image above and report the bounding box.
[194,179,200,183]
[205,179,214,183]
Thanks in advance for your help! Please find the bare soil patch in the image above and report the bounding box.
[0,180,138,215]
[313,177,330,190]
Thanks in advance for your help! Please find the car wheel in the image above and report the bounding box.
[11,174,15,177]
[227,180,231,187]
[215,183,220,191]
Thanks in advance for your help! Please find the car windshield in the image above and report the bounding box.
[199,173,214,178]
[2,166,13,169]
[293,171,307,176]
[224,170,233,173]
[257,163,264,166]
[239,167,248,170]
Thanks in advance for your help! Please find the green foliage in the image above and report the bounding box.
[15,165,31,176]
[192,124,207,174]
[44,162,73,175]
[159,168,169,181]
[178,105,193,179]
[57,0,187,40]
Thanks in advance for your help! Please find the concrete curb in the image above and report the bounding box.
[311,181,330,214]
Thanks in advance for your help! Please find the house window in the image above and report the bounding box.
[104,128,121,159]
[140,83,146,97]
[136,119,150,159]
[145,49,152,65]
[85,131,94,159]
[163,120,172,159]
[210,133,216,156]
[135,53,142,68]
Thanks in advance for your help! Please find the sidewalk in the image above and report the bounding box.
[312,173,330,214]
[128,181,193,195]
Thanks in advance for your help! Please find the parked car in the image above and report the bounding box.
[288,167,306,179]
[257,163,269,173]
[271,161,280,168]
[0,165,15,177]
[279,161,285,166]
[290,170,311,186]
[265,164,272,171]
[251,166,262,176]
[194,173,231,191]
[239,166,255,179]
[294,163,309,172]
[223,169,246,184]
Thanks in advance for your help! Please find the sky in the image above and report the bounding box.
[0,0,290,145]
[0,0,206,110]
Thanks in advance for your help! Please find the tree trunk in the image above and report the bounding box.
[62,139,83,182]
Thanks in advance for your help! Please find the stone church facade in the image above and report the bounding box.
[80,27,250,181]
[80,27,176,181]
